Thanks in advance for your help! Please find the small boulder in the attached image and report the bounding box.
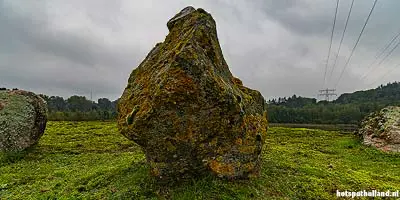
[118,6,268,181]
[0,90,48,152]
[358,106,400,152]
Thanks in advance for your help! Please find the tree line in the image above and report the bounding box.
[3,81,399,123]
[38,95,119,121]
[2,87,118,121]
[267,82,400,124]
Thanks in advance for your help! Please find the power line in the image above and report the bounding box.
[361,39,400,80]
[335,0,378,88]
[360,31,400,80]
[367,63,400,87]
[328,0,355,84]
[323,0,340,88]
[374,31,400,60]
[361,32,400,78]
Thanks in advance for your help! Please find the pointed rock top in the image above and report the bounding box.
[167,6,196,30]
[166,6,213,31]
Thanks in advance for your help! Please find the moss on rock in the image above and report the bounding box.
[118,6,268,181]
[0,90,48,152]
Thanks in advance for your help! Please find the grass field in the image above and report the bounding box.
[1,121,399,199]
[268,123,359,132]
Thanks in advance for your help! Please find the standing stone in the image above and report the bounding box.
[118,6,268,181]
[0,90,48,152]
[358,106,400,152]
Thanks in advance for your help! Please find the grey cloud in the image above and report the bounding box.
[0,0,399,101]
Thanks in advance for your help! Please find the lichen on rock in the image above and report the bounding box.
[118,6,268,181]
[0,90,48,152]
[358,106,400,152]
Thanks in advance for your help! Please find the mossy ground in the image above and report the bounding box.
[1,122,399,199]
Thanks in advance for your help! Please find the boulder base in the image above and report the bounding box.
[358,106,400,152]
[118,6,268,181]
[0,90,48,152]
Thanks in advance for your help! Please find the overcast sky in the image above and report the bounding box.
[1,0,400,101]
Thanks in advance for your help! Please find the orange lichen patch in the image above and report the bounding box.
[164,67,198,95]
[209,160,235,176]
[232,77,243,86]
[241,115,268,141]
[235,138,243,145]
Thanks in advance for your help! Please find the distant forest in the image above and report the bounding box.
[2,81,399,123]
[1,87,118,121]
[267,82,400,124]
[39,95,119,121]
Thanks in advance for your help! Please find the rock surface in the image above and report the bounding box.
[0,90,48,152]
[358,106,400,152]
[118,6,268,181]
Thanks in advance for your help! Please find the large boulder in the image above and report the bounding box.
[0,90,48,152]
[118,6,268,181]
[358,106,400,152]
